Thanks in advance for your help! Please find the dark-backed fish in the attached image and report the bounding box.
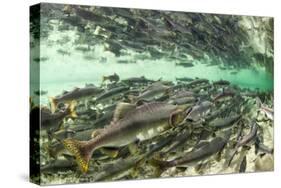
[49,86,103,112]
[151,129,231,169]
[41,101,77,131]
[102,73,120,83]
[208,114,241,129]
[63,102,188,173]
[184,101,213,122]
[256,97,273,120]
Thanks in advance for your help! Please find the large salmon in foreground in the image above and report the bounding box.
[30,2,274,185]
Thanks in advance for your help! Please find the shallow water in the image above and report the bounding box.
[33,29,273,94]
[30,10,273,102]
[31,30,273,105]
[30,3,274,185]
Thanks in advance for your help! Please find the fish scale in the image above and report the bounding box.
[62,102,183,173]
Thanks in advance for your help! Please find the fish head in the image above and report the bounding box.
[169,109,188,126]
[176,105,194,124]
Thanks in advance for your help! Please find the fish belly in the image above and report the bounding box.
[101,121,169,148]
[135,121,168,141]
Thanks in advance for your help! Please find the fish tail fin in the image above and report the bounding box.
[69,100,78,118]
[49,97,58,113]
[63,139,91,173]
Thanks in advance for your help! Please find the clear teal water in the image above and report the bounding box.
[30,20,273,105]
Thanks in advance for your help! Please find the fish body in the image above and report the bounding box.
[132,82,170,102]
[170,90,195,99]
[102,73,120,83]
[169,96,196,105]
[176,62,194,67]
[237,121,258,147]
[208,114,241,128]
[50,86,103,112]
[228,121,258,166]
[152,129,231,168]
[63,102,186,173]
[41,159,77,173]
[213,90,235,102]
[95,86,129,103]
[122,76,154,85]
[185,101,213,121]
[74,6,105,23]
[176,77,194,82]
[256,97,273,120]
[186,78,209,87]
[213,80,230,86]
[41,101,77,131]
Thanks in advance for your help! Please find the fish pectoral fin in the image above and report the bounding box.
[100,147,119,158]
[113,102,136,121]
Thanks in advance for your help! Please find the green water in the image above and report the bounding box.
[30,30,273,104]
[29,7,273,105]
[30,4,274,185]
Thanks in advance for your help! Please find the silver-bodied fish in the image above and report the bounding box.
[49,86,103,112]
[150,129,231,169]
[41,101,77,131]
[184,101,213,122]
[63,102,188,173]
[256,97,273,120]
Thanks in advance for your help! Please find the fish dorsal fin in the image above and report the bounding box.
[147,82,166,93]
[136,99,149,106]
[113,102,136,122]
[62,90,69,94]
[73,87,79,91]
